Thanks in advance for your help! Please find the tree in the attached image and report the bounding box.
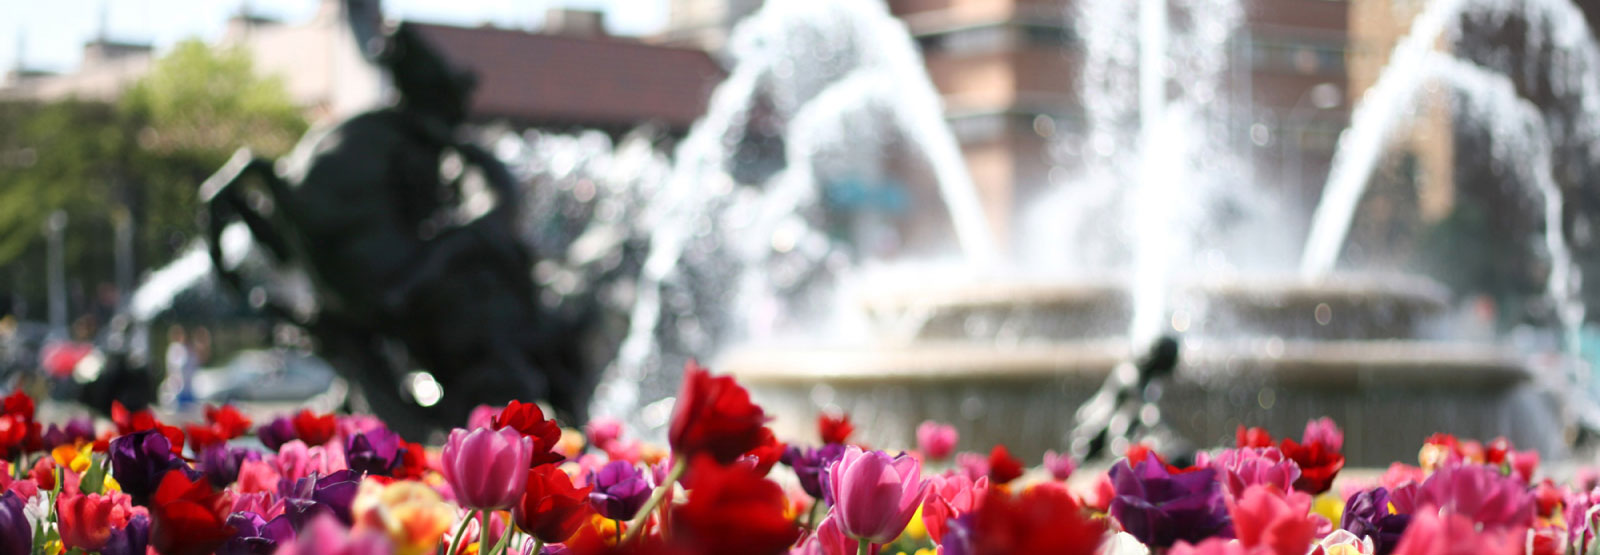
[0,39,307,319]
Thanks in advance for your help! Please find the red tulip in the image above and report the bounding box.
[739,428,784,477]
[1237,426,1274,449]
[1279,438,1344,495]
[987,445,1023,484]
[185,424,225,454]
[513,465,593,544]
[149,469,236,555]
[967,482,1106,554]
[491,400,565,467]
[819,413,854,445]
[203,404,253,439]
[1,390,33,419]
[668,361,771,465]
[57,491,134,551]
[671,458,800,555]
[292,410,337,447]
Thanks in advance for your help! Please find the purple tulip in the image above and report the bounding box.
[1108,457,1231,548]
[274,514,392,555]
[200,444,260,489]
[0,491,29,555]
[42,418,95,450]
[345,427,402,476]
[939,513,976,555]
[109,430,195,506]
[782,443,846,501]
[100,514,150,555]
[219,512,297,555]
[259,417,298,451]
[588,460,652,520]
[1341,487,1412,555]
[441,427,534,511]
[826,446,929,544]
[283,470,362,527]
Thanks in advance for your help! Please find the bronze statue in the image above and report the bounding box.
[199,15,588,438]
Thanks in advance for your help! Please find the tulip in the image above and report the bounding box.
[57,490,135,551]
[1389,509,1523,555]
[1201,447,1303,499]
[1237,426,1274,448]
[671,460,800,555]
[585,417,624,451]
[1303,418,1343,452]
[1169,538,1254,555]
[1109,457,1230,548]
[917,421,958,461]
[514,465,593,545]
[1227,485,1322,555]
[781,443,846,502]
[819,413,854,445]
[292,410,337,446]
[442,427,533,510]
[669,361,771,465]
[491,400,565,467]
[963,484,1107,555]
[274,513,394,555]
[1412,463,1534,531]
[149,469,236,555]
[0,490,28,555]
[109,429,194,506]
[218,511,296,555]
[283,469,362,527]
[258,416,297,451]
[442,426,533,555]
[345,427,403,476]
[1340,487,1411,554]
[921,473,988,544]
[101,513,150,555]
[827,446,929,546]
[352,479,457,555]
[1043,450,1076,481]
[986,445,1023,484]
[588,460,652,520]
[200,443,259,489]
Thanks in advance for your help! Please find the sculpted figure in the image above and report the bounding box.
[199,15,587,437]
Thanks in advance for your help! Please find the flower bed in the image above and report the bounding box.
[0,361,1586,554]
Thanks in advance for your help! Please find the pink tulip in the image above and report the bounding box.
[1412,464,1535,531]
[466,405,499,432]
[916,421,958,461]
[1302,417,1343,452]
[826,446,929,544]
[955,452,988,482]
[1042,450,1076,481]
[585,417,625,450]
[274,513,393,555]
[236,459,282,496]
[441,427,533,510]
[921,473,987,544]
[1200,447,1302,498]
[1227,484,1322,555]
[1390,509,1524,555]
[231,491,286,521]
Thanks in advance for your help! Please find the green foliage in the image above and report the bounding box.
[0,39,307,310]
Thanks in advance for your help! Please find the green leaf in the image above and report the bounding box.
[79,454,107,495]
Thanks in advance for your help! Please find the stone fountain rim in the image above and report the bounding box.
[718,339,1528,391]
[856,273,1452,311]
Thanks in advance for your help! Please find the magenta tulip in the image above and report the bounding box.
[826,446,929,544]
[441,427,533,510]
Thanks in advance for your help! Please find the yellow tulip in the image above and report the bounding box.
[352,479,458,555]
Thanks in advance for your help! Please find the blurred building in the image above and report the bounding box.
[1,0,724,134]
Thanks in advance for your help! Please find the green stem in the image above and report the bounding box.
[857,538,871,555]
[479,510,490,555]
[488,522,515,555]
[805,500,823,529]
[445,509,474,555]
[531,538,545,555]
[620,458,688,544]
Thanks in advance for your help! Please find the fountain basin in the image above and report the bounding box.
[859,275,1451,343]
[726,274,1565,466]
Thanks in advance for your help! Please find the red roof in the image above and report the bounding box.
[412,23,725,129]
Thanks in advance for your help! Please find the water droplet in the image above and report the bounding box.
[1315,303,1333,325]
[1257,388,1276,410]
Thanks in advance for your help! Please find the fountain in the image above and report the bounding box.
[117,0,1600,462]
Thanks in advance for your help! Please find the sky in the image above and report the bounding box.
[0,0,671,73]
